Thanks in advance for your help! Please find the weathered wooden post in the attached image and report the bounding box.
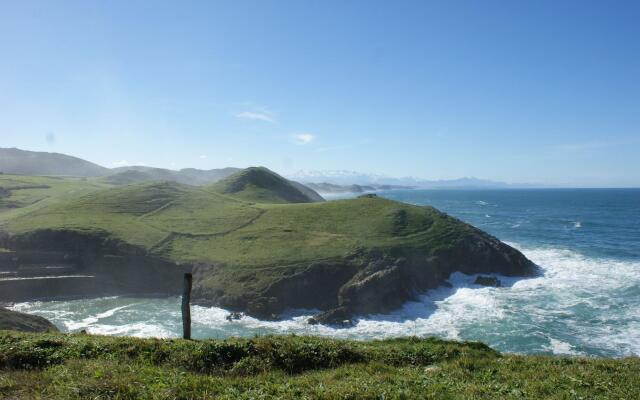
[182,272,192,340]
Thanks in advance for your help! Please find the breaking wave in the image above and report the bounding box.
[11,243,640,357]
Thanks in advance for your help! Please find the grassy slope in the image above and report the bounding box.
[0,174,109,228]
[0,175,107,209]
[0,331,638,399]
[1,174,473,297]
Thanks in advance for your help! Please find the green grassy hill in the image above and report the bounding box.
[0,331,637,399]
[0,174,109,223]
[1,173,469,267]
[105,165,242,186]
[0,168,532,321]
[210,167,324,204]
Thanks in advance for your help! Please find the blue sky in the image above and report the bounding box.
[1,1,638,187]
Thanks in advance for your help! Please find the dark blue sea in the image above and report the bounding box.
[12,189,640,357]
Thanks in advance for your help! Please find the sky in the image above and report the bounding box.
[1,1,639,187]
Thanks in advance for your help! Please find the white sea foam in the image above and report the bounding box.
[88,322,175,338]
[544,338,583,356]
[188,245,639,356]
[10,244,640,357]
[63,305,131,331]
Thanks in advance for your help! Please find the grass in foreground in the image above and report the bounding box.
[0,331,638,399]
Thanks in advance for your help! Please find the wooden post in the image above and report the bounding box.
[182,273,192,340]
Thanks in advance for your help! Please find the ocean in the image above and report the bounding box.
[11,189,640,357]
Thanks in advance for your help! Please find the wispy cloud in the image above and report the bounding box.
[292,133,315,145]
[234,111,275,123]
[199,154,208,159]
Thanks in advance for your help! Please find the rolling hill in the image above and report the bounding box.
[107,166,241,186]
[0,167,533,323]
[210,167,324,203]
[0,148,110,177]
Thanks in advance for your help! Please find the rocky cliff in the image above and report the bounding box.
[0,308,59,333]
[192,226,535,324]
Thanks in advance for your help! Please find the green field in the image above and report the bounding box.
[0,331,637,399]
[0,174,109,222]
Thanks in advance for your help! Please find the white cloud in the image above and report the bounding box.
[234,111,275,123]
[112,160,130,167]
[199,155,208,159]
[293,133,315,145]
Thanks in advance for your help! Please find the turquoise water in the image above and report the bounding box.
[12,189,640,357]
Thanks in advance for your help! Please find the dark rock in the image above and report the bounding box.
[338,261,410,315]
[474,276,501,287]
[246,297,279,319]
[262,261,359,311]
[225,311,243,321]
[308,307,353,326]
[0,230,193,303]
[0,307,59,333]
[194,227,535,325]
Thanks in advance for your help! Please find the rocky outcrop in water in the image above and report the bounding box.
[474,276,501,287]
[192,230,535,325]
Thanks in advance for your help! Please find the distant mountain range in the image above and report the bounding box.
[0,148,241,186]
[0,148,546,190]
[304,182,413,195]
[107,166,242,186]
[0,147,111,177]
[287,169,548,190]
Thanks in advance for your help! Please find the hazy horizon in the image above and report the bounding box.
[2,1,639,187]
[4,146,640,189]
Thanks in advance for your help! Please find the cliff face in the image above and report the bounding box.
[318,230,534,323]
[1,209,536,325]
[0,230,190,303]
[192,229,535,324]
[0,227,535,324]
